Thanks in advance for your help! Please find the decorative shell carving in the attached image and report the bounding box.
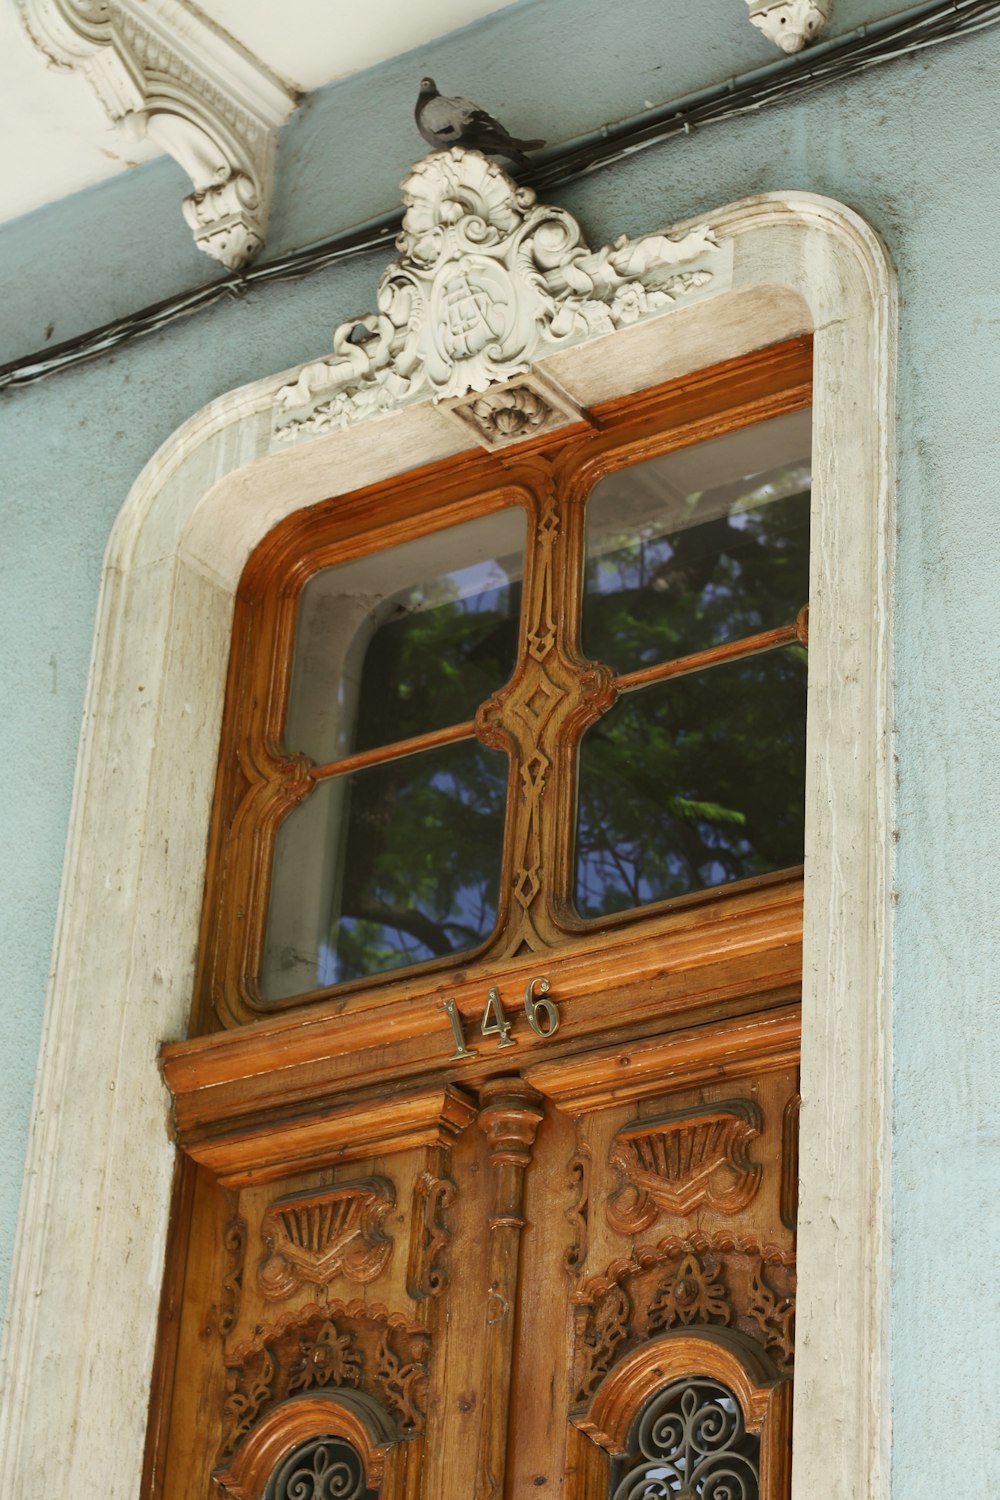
[258,1178,394,1298]
[273,148,724,444]
[606,1101,763,1233]
[443,368,586,450]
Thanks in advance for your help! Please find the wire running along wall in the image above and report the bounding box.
[1,0,994,392]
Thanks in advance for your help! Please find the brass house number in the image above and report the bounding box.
[443,977,558,1059]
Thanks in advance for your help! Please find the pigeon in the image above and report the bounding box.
[415,78,545,169]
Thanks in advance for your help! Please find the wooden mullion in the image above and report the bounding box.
[307,718,477,783]
[476,461,614,956]
[615,615,807,696]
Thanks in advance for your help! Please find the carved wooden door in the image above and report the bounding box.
[149,340,810,1500]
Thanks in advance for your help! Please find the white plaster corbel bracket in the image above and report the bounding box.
[746,0,832,53]
[17,0,298,269]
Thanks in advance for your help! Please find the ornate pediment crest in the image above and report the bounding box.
[274,148,728,445]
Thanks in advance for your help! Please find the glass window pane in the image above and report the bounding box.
[574,647,807,919]
[584,409,811,672]
[285,508,525,764]
[262,739,507,1000]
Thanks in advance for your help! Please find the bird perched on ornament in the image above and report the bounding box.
[415,78,545,169]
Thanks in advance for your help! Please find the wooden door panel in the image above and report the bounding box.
[503,1041,798,1498]
[158,1101,476,1500]
[150,342,813,1498]
[155,1021,797,1499]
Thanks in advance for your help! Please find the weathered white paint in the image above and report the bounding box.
[746,0,832,53]
[0,191,894,1499]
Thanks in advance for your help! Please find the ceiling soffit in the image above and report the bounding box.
[11,0,836,265]
[17,0,296,269]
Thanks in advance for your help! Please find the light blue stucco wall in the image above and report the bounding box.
[1,2,997,1494]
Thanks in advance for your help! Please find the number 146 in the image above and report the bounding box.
[443,977,558,1059]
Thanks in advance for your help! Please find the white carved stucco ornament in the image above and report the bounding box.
[17,0,295,269]
[274,148,729,447]
[746,0,833,53]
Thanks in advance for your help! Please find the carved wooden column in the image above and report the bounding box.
[474,1078,545,1500]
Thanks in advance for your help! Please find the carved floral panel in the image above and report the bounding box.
[221,1300,430,1458]
[572,1234,795,1406]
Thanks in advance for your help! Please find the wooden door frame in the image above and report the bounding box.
[0,192,895,1500]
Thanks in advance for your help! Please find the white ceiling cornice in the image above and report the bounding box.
[7,0,834,256]
[17,0,297,268]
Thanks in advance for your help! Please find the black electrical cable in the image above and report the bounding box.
[2,0,997,393]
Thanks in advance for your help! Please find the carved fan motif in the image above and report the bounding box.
[607,1101,763,1233]
[258,1178,394,1298]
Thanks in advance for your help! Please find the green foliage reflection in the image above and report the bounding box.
[320,740,507,986]
[575,648,808,917]
[584,477,810,670]
[354,572,521,751]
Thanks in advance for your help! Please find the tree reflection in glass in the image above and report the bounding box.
[264,509,523,1001]
[321,741,506,988]
[285,509,524,765]
[576,649,808,918]
[584,410,811,671]
[578,410,811,920]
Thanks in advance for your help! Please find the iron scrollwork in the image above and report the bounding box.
[264,1434,377,1500]
[612,1376,759,1500]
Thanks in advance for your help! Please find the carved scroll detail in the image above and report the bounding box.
[564,1141,591,1274]
[573,1283,631,1404]
[258,1177,394,1298]
[406,1170,456,1300]
[781,1093,800,1231]
[374,1330,431,1432]
[747,1260,796,1368]
[607,1100,762,1233]
[220,1208,248,1336]
[19,0,295,269]
[222,1346,277,1456]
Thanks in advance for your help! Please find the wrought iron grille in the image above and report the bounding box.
[264,1434,377,1500]
[611,1376,760,1500]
